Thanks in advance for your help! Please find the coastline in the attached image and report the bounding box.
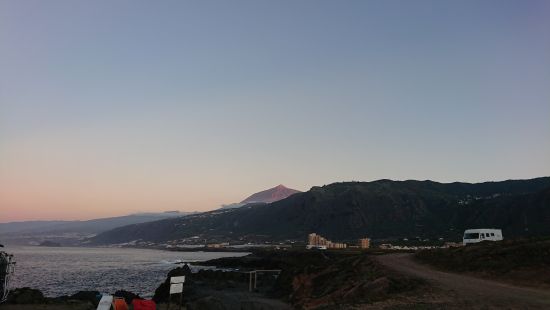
[5,249,416,309]
[6,246,250,299]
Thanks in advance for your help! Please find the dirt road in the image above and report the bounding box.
[375,253,550,309]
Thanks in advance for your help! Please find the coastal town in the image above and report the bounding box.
[306,233,370,250]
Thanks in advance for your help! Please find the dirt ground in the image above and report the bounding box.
[373,253,550,309]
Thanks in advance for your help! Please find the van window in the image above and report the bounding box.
[464,233,479,239]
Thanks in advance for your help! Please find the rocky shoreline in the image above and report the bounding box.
[3,250,426,309]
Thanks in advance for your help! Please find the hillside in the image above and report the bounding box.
[90,177,550,245]
[415,238,550,288]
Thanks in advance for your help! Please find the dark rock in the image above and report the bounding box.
[153,264,192,303]
[70,290,101,306]
[6,288,97,309]
[6,287,45,304]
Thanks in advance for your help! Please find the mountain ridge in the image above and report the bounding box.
[90,177,550,245]
[0,212,191,234]
[0,211,193,245]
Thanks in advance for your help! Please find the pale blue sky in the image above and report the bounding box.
[1,0,549,220]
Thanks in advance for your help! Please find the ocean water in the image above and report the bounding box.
[7,246,248,297]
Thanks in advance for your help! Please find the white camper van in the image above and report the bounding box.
[463,229,503,245]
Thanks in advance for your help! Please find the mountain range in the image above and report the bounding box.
[90,177,550,245]
[2,184,301,246]
[0,211,191,245]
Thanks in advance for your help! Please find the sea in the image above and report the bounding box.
[7,246,249,297]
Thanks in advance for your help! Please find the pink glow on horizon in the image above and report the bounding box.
[1,1,549,222]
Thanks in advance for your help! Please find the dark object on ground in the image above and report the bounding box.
[5,287,45,304]
[55,291,101,307]
[415,238,550,287]
[3,288,127,309]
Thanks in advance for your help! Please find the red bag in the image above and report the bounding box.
[132,299,156,310]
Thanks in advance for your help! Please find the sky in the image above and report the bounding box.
[1,0,549,222]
